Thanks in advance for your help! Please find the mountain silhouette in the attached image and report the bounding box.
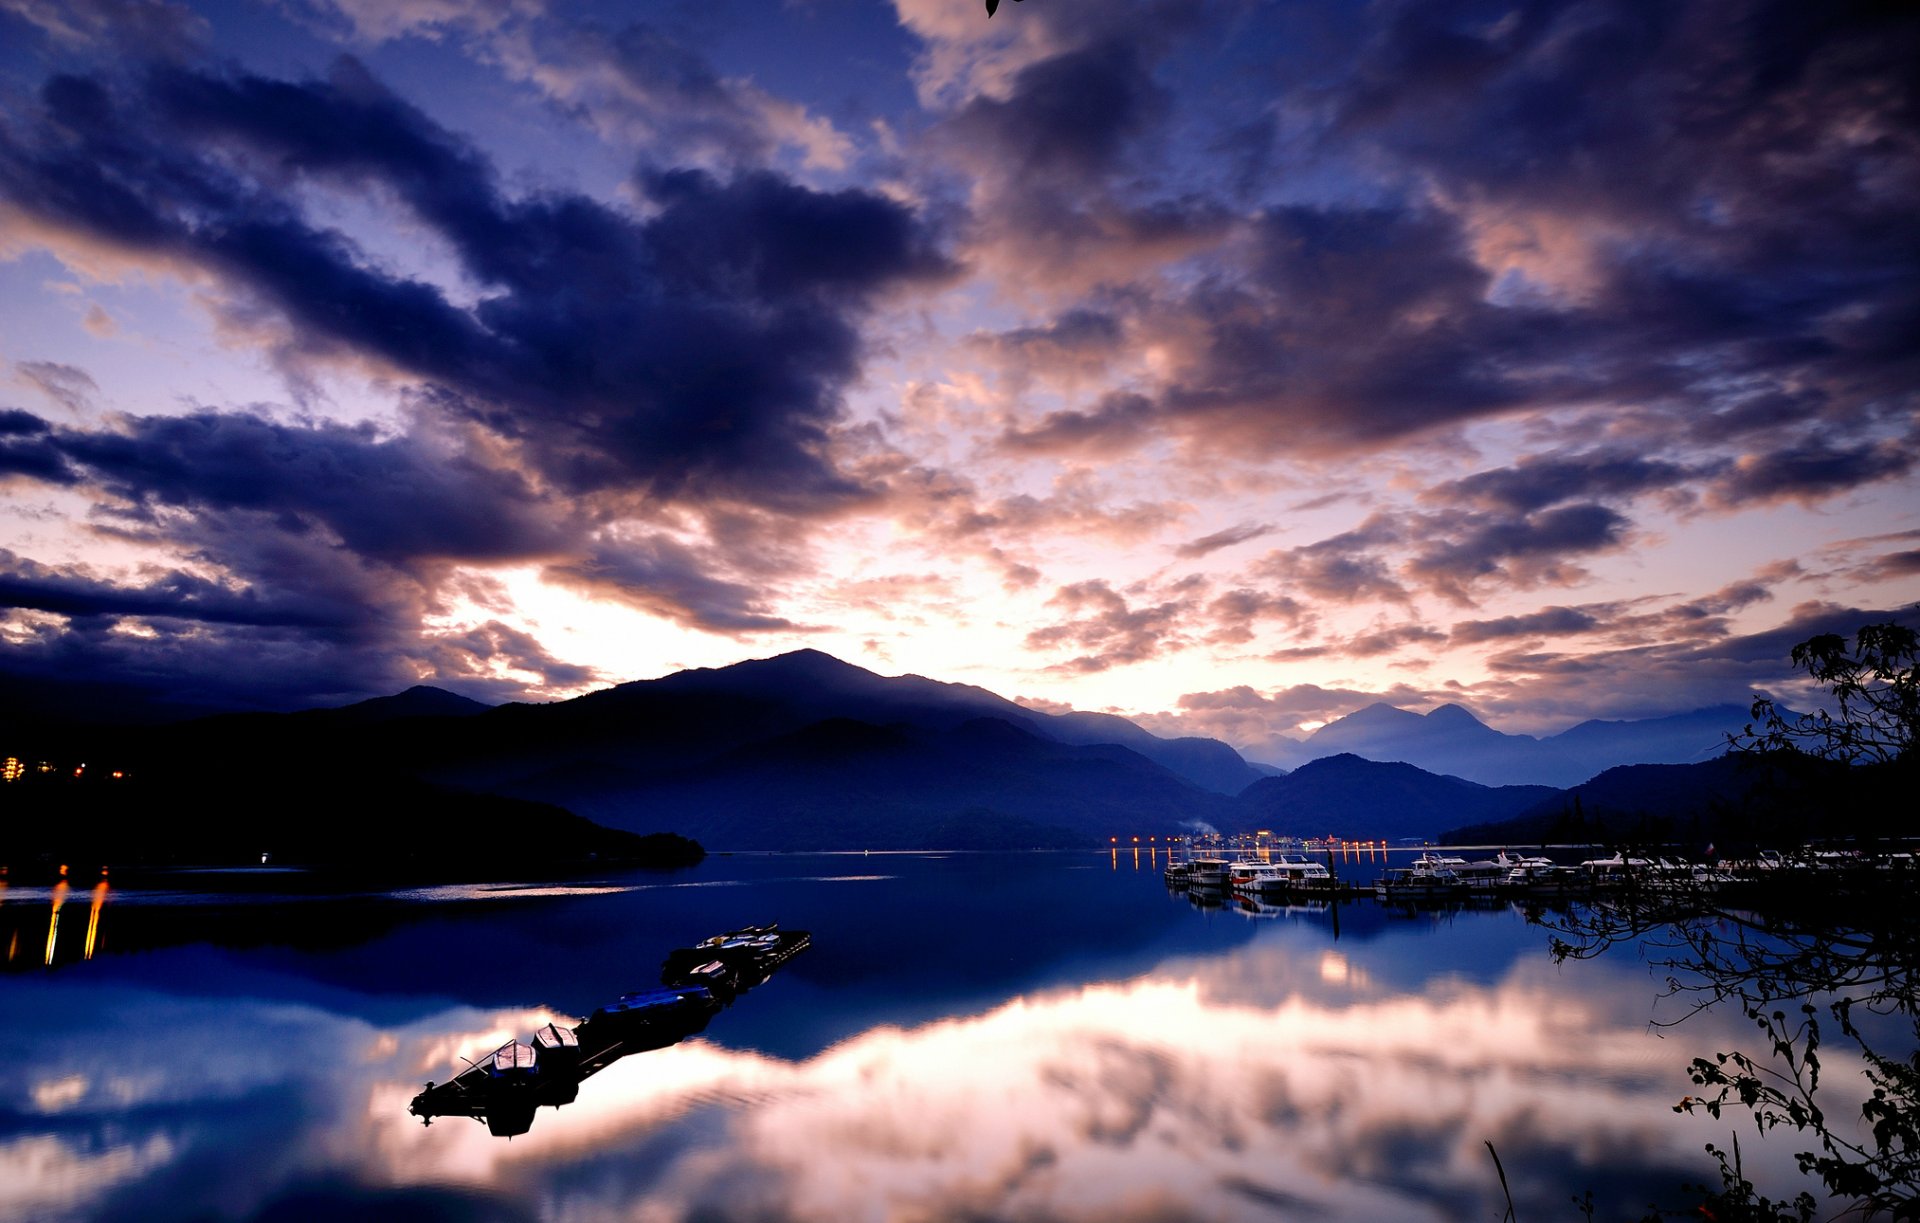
[1257,701,1752,787]
[1237,754,1557,843]
[4,649,1831,857]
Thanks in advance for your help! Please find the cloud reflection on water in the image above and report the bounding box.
[3,928,1826,1221]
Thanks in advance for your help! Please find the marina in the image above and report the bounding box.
[1149,840,1920,907]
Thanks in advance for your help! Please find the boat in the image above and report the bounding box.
[1226,861,1275,892]
[487,1040,539,1083]
[584,984,720,1046]
[1231,856,1332,897]
[661,923,812,999]
[531,1021,581,1072]
[1184,858,1230,889]
[1375,853,1467,901]
[410,924,810,1139]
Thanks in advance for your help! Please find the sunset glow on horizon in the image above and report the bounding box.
[1,0,1914,753]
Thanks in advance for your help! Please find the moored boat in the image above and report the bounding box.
[1236,856,1332,897]
[1184,858,1230,889]
[410,923,810,1139]
[661,924,812,998]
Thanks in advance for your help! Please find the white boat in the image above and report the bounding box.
[1248,856,1332,896]
[1226,861,1273,892]
[1376,853,1467,900]
[1184,858,1230,889]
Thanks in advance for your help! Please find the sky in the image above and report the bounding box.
[0,0,1915,746]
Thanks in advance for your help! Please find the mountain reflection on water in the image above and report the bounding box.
[0,851,1815,1221]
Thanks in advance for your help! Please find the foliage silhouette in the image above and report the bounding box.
[1733,619,1918,765]
[1538,618,1920,1218]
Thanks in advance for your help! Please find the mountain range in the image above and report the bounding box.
[1,648,1816,857]
[1254,700,1753,788]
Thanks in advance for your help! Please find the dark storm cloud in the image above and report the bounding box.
[1333,0,1919,412]
[947,40,1167,183]
[0,546,596,719]
[1406,503,1629,600]
[991,0,1919,474]
[544,534,802,634]
[1708,436,1916,507]
[47,411,562,566]
[1253,502,1633,608]
[1000,392,1157,458]
[932,25,1233,290]
[970,309,1126,387]
[981,310,1124,359]
[0,58,954,511]
[1154,204,1550,452]
[0,408,607,714]
[1449,606,1603,645]
[1431,452,1706,514]
[1450,573,1782,649]
[1465,601,1920,725]
[429,621,598,691]
[0,548,350,628]
[0,409,76,483]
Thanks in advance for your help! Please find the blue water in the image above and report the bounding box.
[0,851,1818,1221]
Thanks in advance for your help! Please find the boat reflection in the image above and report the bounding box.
[408,924,809,1137]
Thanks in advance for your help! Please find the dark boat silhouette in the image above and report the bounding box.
[409,925,810,1137]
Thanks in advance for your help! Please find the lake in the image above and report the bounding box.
[0,849,1819,1221]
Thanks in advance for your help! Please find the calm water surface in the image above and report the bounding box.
[1,850,1816,1221]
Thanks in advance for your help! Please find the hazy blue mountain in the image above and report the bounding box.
[506,715,1235,851]
[423,649,1262,797]
[1233,754,1558,843]
[1252,701,1753,787]
[1040,708,1265,793]
[1442,751,1867,848]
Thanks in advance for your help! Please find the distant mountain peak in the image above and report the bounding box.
[1338,702,1420,726]
[1425,703,1485,726]
[738,647,861,674]
[321,684,492,722]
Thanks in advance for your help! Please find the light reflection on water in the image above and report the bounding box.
[0,851,1822,1221]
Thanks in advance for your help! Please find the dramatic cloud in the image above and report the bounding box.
[544,534,805,635]
[0,0,1914,724]
[1709,437,1916,508]
[1405,503,1631,603]
[1449,606,1604,645]
[1,60,953,512]
[1430,453,1705,515]
[46,410,563,566]
[999,392,1157,459]
[0,409,76,484]
[1026,578,1198,673]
